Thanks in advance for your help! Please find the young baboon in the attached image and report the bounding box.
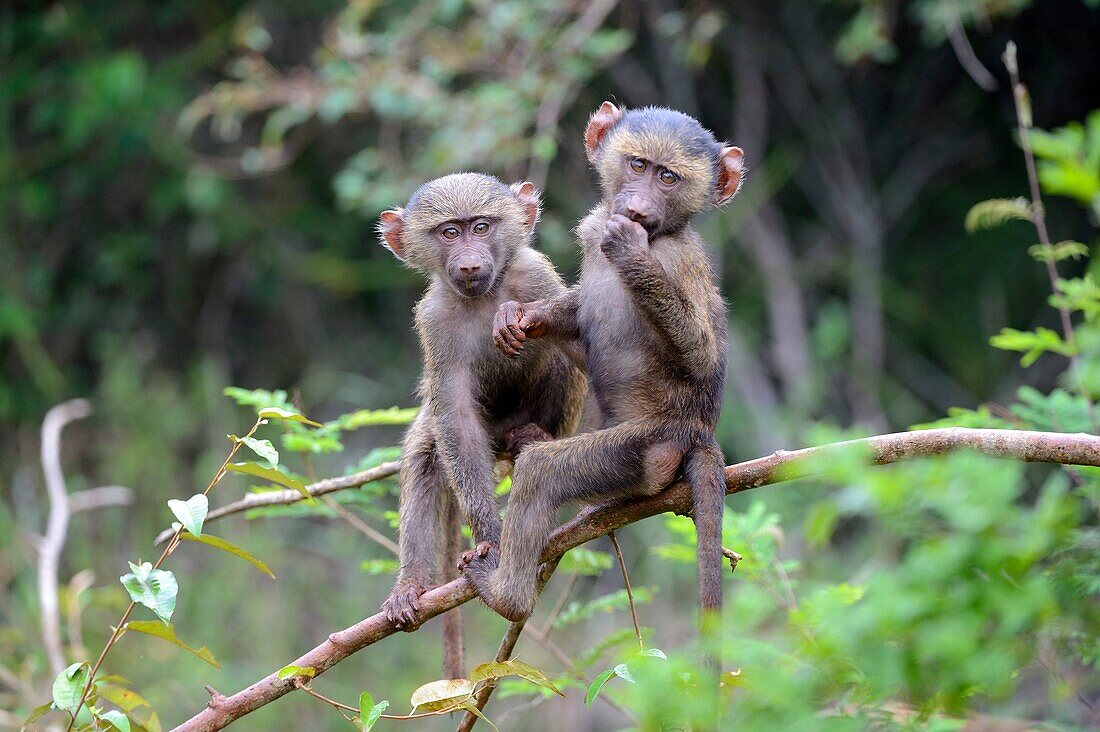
[376,173,585,677]
[462,103,744,626]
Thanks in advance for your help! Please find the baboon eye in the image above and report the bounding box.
[629,157,647,173]
[473,221,490,235]
[441,226,460,240]
[659,169,679,185]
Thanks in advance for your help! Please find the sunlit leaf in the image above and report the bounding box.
[639,648,667,660]
[458,701,498,731]
[258,406,322,427]
[331,406,419,430]
[277,665,316,680]
[119,563,177,625]
[964,197,1032,232]
[96,684,161,732]
[613,663,635,684]
[469,660,563,696]
[238,437,279,468]
[122,621,220,668]
[167,494,208,537]
[99,709,131,732]
[178,532,275,578]
[409,678,474,712]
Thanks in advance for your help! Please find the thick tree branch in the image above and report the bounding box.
[171,428,1100,732]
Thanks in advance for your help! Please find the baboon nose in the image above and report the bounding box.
[459,262,482,275]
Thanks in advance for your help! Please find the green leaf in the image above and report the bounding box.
[359,692,388,731]
[119,563,177,625]
[613,663,635,684]
[989,326,1075,366]
[96,684,161,732]
[226,462,311,501]
[99,709,131,732]
[409,679,474,712]
[554,587,656,627]
[52,662,91,712]
[331,406,418,430]
[469,660,563,697]
[457,701,498,731]
[258,406,323,427]
[585,669,616,706]
[359,559,400,575]
[223,387,292,411]
[167,494,208,537]
[1029,240,1090,263]
[277,665,316,680]
[23,701,55,726]
[639,648,667,660]
[178,532,275,578]
[558,548,613,576]
[239,437,279,468]
[964,197,1032,232]
[122,621,221,668]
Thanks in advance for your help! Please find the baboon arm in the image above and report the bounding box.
[533,286,582,342]
[428,372,503,547]
[611,253,720,374]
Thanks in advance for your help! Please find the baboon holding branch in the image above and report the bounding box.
[377,173,586,676]
[461,103,744,625]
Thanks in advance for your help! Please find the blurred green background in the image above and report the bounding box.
[3,0,1100,729]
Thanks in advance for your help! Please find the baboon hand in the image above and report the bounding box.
[381,580,425,630]
[600,213,649,260]
[457,541,496,570]
[493,301,547,358]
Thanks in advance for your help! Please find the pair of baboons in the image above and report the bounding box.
[376,101,745,678]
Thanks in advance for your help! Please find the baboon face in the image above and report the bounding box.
[378,173,541,300]
[433,215,500,298]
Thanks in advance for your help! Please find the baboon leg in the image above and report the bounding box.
[382,412,446,629]
[463,421,683,621]
[440,492,465,678]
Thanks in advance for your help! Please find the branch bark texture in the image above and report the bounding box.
[171,428,1100,731]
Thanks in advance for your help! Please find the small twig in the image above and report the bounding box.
[152,461,401,546]
[608,533,642,651]
[38,398,93,677]
[323,497,399,555]
[539,572,579,638]
[1003,42,1096,427]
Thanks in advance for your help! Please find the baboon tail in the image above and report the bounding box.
[683,440,726,616]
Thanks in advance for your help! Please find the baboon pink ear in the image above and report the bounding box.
[378,209,405,260]
[715,146,745,205]
[584,101,623,161]
[511,181,542,230]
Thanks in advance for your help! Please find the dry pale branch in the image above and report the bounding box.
[171,428,1100,732]
[38,399,93,677]
[152,461,401,546]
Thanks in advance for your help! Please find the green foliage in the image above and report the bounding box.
[964,197,1033,232]
[167,494,208,538]
[553,587,657,628]
[119,563,178,626]
[1029,110,1100,216]
[123,621,220,668]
